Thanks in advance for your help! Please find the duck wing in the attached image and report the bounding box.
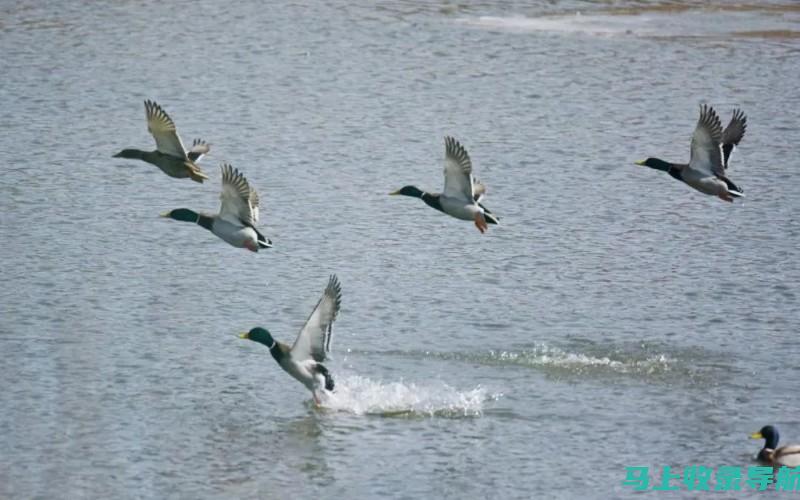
[472,178,487,203]
[721,108,747,170]
[775,445,800,467]
[187,139,211,163]
[145,100,187,159]
[442,136,474,202]
[218,163,258,227]
[248,187,261,225]
[688,104,724,178]
[290,275,342,363]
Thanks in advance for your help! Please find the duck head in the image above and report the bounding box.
[240,327,276,349]
[113,149,145,159]
[635,158,672,172]
[750,425,779,450]
[389,185,424,198]
[160,208,199,223]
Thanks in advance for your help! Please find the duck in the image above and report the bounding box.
[239,275,342,405]
[390,136,499,233]
[636,105,747,202]
[160,163,272,251]
[750,425,800,467]
[114,100,210,183]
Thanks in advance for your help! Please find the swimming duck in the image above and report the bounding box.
[114,100,210,183]
[636,105,747,202]
[750,426,800,467]
[160,163,272,251]
[240,275,342,405]
[390,136,499,233]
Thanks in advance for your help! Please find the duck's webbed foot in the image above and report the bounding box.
[474,213,488,233]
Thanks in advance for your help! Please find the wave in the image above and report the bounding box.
[456,6,800,40]
[318,375,496,418]
[458,14,633,36]
[356,342,719,384]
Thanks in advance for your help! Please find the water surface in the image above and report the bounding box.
[1,0,799,498]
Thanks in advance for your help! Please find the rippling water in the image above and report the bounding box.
[1,0,799,498]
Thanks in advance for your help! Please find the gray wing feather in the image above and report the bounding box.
[187,139,211,162]
[145,100,187,159]
[721,108,746,170]
[689,104,724,177]
[442,136,474,202]
[472,178,487,203]
[290,275,343,363]
[219,163,258,227]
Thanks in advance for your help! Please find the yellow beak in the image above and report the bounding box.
[634,160,646,166]
[389,189,401,195]
[749,432,763,439]
[159,211,170,217]
[239,332,250,339]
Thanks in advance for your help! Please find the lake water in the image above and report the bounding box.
[1,0,799,498]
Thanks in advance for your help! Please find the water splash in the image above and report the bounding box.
[318,375,494,418]
[486,345,674,376]
[362,342,717,385]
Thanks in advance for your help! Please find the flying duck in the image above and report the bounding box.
[160,163,271,251]
[114,100,210,183]
[240,275,342,405]
[636,105,747,202]
[390,136,499,233]
[750,425,800,467]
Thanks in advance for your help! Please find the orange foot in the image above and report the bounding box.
[474,213,488,234]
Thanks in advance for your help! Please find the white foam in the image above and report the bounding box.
[319,375,494,417]
[490,346,674,375]
[458,14,640,36]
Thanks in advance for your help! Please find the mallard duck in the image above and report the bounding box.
[160,163,272,251]
[114,100,210,183]
[390,136,499,233]
[636,105,747,202]
[750,425,800,467]
[240,275,342,405]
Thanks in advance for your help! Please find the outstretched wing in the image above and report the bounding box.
[721,108,747,170]
[145,100,187,159]
[442,136,474,202]
[218,163,258,227]
[688,104,724,177]
[187,139,211,163]
[290,275,342,362]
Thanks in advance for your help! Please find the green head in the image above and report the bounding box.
[750,425,779,449]
[160,208,199,223]
[239,327,276,349]
[635,158,672,172]
[113,148,145,159]
[389,185,424,198]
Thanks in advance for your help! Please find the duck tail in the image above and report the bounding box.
[255,229,272,249]
[723,177,744,197]
[484,212,500,225]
